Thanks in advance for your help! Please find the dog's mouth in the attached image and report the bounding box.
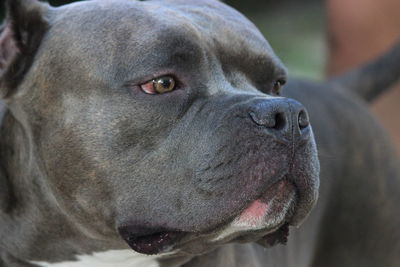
[118,226,186,255]
[118,179,296,255]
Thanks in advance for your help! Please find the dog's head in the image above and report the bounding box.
[0,0,319,257]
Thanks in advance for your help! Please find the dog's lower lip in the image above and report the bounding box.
[236,178,296,222]
[118,227,185,255]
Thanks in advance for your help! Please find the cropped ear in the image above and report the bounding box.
[0,0,50,99]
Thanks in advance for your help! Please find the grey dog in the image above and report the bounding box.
[0,0,400,266]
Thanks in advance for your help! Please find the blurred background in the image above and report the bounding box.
[1,0,399,153]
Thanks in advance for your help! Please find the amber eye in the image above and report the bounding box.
[272,79,286,96]
[140,76,176,94]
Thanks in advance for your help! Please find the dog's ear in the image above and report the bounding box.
[0,0,50,99]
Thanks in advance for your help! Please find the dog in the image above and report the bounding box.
[0,0,399,266]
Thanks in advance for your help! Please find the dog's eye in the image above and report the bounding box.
[140,76,176,94]
[272,79,286,96]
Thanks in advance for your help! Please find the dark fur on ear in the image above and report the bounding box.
[0,0,50,99]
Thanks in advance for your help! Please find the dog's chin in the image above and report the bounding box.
[118,180,296,256]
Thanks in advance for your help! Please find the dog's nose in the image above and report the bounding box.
[249,98,310,140]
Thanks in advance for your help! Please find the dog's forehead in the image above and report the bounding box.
[54,0,265,37]
[49,0,280,67]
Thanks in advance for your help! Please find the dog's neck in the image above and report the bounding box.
[0,105,59,261]
[0,106,102,264]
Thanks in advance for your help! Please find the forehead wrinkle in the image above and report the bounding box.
[144,0,276,64]
[112,2,209,69]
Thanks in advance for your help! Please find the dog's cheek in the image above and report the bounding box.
[35,125,120,238]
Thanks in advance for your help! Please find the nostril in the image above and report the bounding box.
[249,111,286,130]
[298,110,309,129]
[274,112,286,130]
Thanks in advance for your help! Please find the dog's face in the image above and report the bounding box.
[2,0,319,257]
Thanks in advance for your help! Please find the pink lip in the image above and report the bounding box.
[236,200,270,226]
[235,180,296,227]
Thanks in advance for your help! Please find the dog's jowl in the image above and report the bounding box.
[0,0,399,267]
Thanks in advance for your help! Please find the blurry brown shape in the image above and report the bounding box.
[327,0,400,153]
